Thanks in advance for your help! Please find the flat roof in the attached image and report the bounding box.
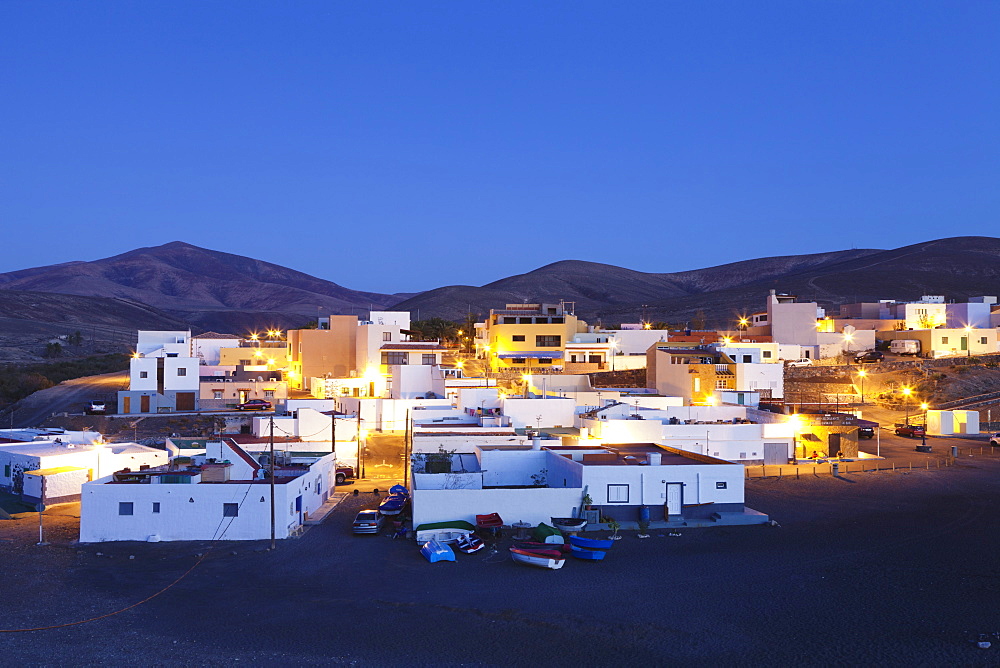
[24,466,88,476]
[546,443,730,466]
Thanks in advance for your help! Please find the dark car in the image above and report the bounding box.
[855,351,885,364]
[352,510,384,535]
[858,426,875,439]
[895,424,925,438]
[236,399,272,411]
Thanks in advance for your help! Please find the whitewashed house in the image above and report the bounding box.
[79,439,337,542]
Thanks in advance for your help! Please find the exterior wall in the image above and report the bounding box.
[1,445,167,494]
[253,408,359,444]
[80,454,335,542]
[136,331,190,356]
[288,316,358,390]
[880,328,998,357]
[735,363,784,398]
[163,357,200,391]
[191,338,241,365]
[899,302,947,330]
[486,309,589,372]
[412,434,527,453]
[22,468,90,504]
[581,460,745,508]
[767,295,821,346]
[337,397,453,432]
[501,398,576,429]
[389,364,445,399]
[198,379,287,410]
[946,303,993,329]
[411,487,583,528]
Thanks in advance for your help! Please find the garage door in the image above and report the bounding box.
[763,442,786,465]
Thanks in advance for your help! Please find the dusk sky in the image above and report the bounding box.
[2,2,997,294]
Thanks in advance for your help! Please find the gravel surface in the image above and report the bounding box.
[3,460,1000,665]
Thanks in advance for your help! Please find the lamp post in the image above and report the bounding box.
[857,369,866,405]
[920,402,929,446]
[901,386,913,425]
[965,325,973,358]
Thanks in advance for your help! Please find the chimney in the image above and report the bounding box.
[648,452,661,466]
[531,436,541,450]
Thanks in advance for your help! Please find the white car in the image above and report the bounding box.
[990,433,1000,447]
[786,358,814,367]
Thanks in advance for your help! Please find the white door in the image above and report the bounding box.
[665,483,683,517]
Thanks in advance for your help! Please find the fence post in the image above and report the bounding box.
[762,465,766,478]
[909,461,912,472]
[796,466,800,479]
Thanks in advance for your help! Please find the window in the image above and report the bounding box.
[512,335,525,342]
[177,368,187,376]
[941,336,949,344]
[382,332,392,341]
[118,502,134,516]
[533,318,548,324]
[511,358,526,365]
[502,317,516,324]
[223,503,239,517]
[152,502,160,513]
[381,352,408,365]
[742,355,752,363]
[213,390,223,400]
[519,317,532,324]
[139,371,148,378]
[536,335,561,347]
[538,358,552,365]
[607,484,629,503]
[570,355,579,363]
[551,317,564,324]
[588,355,601,364]
[240,359,251,366]
[981,337,989,345]
[4,464,9,478]
[762,350,772,359]
[264,389,275,398]
[421,354,436,365]
[694,377,701,392]
[715,379,730,389]
[716,481,728,489]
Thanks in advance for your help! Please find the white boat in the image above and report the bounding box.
[414,520,476,544]
[510,547,566,570]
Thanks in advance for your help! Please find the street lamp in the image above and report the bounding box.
[901,386,913,425]
[609,340,618,371]
[964,325,973,357]
[857,369,866,405]
[920,402,929,446]
[738,317,749,331]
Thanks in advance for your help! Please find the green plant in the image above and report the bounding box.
[606,516,622,540]
[582,493,593,508]
[637,517,650,538]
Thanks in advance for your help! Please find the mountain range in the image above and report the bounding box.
[1,238,999,345]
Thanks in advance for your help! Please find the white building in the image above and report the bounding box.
[79,440,337,542]
[0,440,167,505]
[410,443,760,528]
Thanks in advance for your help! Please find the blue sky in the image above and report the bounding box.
[2,2,997,294]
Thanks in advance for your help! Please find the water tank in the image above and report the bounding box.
[648,452,661,466]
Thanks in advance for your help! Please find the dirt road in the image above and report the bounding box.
[7,371,128,428]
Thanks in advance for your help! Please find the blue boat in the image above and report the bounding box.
[568,534,615,561]
[420,538,456,563]
[379,486,410,516]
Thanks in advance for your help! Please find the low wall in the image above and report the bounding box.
[412,487,583,528]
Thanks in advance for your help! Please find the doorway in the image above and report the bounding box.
[665,483,683,517]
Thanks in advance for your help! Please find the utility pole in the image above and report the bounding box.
[269,417,276,551]
[404,408,411,488]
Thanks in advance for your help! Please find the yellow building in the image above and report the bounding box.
[481,303,588,373]
[218,342,289,371]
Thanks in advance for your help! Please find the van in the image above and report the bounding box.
[889,339,920,355]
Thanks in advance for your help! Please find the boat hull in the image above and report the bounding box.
[420,539,456,563]
[510,547,565,570]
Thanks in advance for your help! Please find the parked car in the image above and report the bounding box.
[895,424,925,438]
[335,465,355,485]
[86,400,107,415]
[855,351,885,364]
[989,433,1000,447]
[786,358,813,367]
[236,399,272,411]
[858,425,875,439]
[352,509,384,534]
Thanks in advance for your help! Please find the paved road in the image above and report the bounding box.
[6,371,128,428]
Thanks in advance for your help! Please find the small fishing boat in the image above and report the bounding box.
[455,534,485,554]
[512,541,570,554]
[568,534,615,561]
[510,546,566,570]
[378,485,410,516]
[531,522,564,544]
[420,539,456,563]
[551,517,587,533]
[414,520,477,544]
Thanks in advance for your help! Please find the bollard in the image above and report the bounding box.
[909,461,912,471]
[951,445,958,459]
[796,466,800,479]
[926,460,929,470]
[832,462,840,476]
[892,462,895,473]
[762,465,766,478]
[779,467,782,478]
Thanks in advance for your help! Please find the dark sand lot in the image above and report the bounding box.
[3,457,1000,666]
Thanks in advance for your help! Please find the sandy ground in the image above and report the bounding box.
[3,459,1000,666]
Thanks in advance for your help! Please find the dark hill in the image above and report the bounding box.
[0,241,401,330]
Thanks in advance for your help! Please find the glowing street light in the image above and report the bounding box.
[738,317,749,330]
[901,386,913,425]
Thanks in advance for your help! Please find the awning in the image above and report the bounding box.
[497,351,564,359]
